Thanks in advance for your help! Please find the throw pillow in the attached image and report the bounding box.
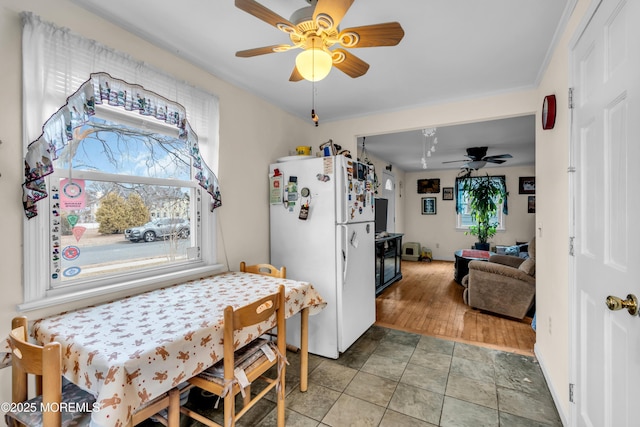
[505,245,519,256]
[519,258,536,276]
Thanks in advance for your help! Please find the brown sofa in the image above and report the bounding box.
[462,238,536,319]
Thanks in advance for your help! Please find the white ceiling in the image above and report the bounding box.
[362,114,536,172]
[71,0,568,172]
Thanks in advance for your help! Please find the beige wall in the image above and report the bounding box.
[403,166,536,260]
[356,152,536,261]
[0,0,589,423]
[534,0,590,422]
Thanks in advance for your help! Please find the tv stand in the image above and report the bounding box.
[375,233,403,295]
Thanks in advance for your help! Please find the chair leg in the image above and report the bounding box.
[243,385,251,407]
[167,388,180,427]
[224,389,235,427]
[277,369,286,426]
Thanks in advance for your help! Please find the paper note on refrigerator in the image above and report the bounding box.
[270,175,283,204]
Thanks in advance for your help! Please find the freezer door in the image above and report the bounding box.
[335,156,376,224]
[336,221,376,352]
[269,157,336,232]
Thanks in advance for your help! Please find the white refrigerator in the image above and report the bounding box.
[269,155,376,359]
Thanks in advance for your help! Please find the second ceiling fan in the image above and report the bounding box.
[234,0,405,82]
[443,147,513,170]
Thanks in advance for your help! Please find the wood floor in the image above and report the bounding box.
[375,260,536,356]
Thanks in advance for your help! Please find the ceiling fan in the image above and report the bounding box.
[443,147,513,170]
[234,0,405,82]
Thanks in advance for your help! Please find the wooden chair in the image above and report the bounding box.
[6,316,180,427]
[181,285,287,427]
[128,388,180,427]
[240,261,286,278]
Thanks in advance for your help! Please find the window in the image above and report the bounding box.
[20,13,222,310]
[22,82,221,310]
[384,178,393,191]
[48,107,203,289]
[455,176,507,230]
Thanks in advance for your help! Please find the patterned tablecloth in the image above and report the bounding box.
[4,272,326,427]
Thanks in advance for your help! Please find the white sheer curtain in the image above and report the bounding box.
[21,12,220,216]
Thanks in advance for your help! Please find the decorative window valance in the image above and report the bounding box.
[23,72,222,218]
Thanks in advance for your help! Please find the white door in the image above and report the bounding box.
[381,171,396,232]
[571,0,640,426]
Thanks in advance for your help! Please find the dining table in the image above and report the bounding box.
[3,271,326,427]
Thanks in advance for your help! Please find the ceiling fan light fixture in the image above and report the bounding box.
[295,48,332,82]
[465,160,487,170]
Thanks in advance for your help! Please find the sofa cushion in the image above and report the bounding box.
[519,258,536,276]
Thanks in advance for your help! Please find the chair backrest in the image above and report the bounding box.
[222,285,286,380]
[240,261,286,278]
[9,316,63,427]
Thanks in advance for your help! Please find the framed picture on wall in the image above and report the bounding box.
[417,178,440,193]
[519,177,536,194]
[528,196,536,213]
[442,187,454,200]
[422,197,437,215]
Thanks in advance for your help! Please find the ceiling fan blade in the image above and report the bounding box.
[332,49,369,78]
[338,22,405,48]
[442,159,471,164]
[484,158,507,164]
[485,154,513,159]
[314,0,354,29]
[289,66,304,82]
[236,44,292,57]
[235,0,296,31]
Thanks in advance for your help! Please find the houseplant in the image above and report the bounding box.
[460,173,506,250]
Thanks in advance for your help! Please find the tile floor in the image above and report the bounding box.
[179,326,562,427]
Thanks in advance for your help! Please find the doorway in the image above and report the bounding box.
[381,171,395,232]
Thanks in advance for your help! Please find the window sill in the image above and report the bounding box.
[455,227,506,232]
[18,264,226,312]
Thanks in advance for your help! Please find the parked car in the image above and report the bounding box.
[124,218,190,242]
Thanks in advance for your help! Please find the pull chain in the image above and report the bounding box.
[311,39,319,127]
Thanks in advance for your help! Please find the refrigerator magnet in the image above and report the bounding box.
[299,203,309,220]
[299,188,311,220]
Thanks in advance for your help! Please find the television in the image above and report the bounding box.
[374,198,388,234]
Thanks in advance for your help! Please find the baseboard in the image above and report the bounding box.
[534,342,569,427]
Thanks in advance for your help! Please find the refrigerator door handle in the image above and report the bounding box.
[340,224,348,283]
[339,162,348,224]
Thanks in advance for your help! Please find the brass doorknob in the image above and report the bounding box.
[605,294,638,316]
